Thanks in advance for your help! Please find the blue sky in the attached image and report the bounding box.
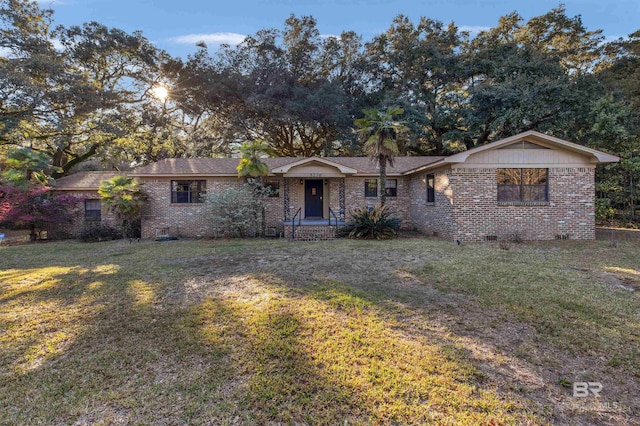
[43,0,640,57]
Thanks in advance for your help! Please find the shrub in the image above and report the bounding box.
[203,185,265,238]
[595,198,616,223]
[78,224,122,242]
[343,205,401,240]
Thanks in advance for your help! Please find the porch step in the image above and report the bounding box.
[284,224,344,241]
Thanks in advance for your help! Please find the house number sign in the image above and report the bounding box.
[310,173,323,177]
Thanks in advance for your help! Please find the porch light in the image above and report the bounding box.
[324,179,328,185]
[300,179,304,185]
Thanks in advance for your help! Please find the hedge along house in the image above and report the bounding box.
[54,131,618,241]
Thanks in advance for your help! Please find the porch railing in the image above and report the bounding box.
[329,207,339,236]
[291,207,301,240]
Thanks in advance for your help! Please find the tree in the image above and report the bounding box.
[236,140,270,180]
[1,1,174,176]
[459,7,605,148]
[588,97,640,217]
[98,175,146,237]
[0,146,57,185]
[175,15,365,157]
[364,15,467,155]
[591,30,640,218]
[236,139,272,236]
[0,183,77,241]
[355,106,407,206]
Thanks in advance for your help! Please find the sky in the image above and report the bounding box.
[41,0,640,58]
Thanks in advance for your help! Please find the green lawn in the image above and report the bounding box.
[0,237,638,425]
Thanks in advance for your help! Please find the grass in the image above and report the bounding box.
[0,237,639,424]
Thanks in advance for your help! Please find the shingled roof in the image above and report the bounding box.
[129,156,445,177]
[54,171,124,190]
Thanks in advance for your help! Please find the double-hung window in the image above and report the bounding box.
[171,180,206,204]
[84,199,101,221]
[497,169,548,202]
[364,179,397,197]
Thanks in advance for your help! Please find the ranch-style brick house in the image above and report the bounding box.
[54,131,619,242]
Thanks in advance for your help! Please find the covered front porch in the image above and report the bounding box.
[273,158,357,223]
[271,158,356,240]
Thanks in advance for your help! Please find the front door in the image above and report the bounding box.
[304,180,323,218]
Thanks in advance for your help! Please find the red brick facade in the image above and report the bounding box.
[451,167,595,241]
[408,166,596,242]
[139,176,415,239]
[52,132,617,242]
[409,168,455,239]
[47,190,119,239]
[140,178,262,239]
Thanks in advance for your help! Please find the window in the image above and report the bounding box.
[264,180,280,197]
[497,168,548,202]
[384,179,397,197]
[426,173,435,203]
[364,179,397,197]
[171,180,206,203]
[84,199,101,221]
[365,179,377,197]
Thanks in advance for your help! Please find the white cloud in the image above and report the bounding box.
[168,32,247,46]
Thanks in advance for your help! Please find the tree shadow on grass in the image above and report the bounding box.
[1,239,638,424]
[165,239,640,424]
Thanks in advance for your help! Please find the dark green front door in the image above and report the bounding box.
[304,180,323,218]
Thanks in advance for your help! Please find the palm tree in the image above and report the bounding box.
[236,140,271,236]
[236,139,270,184]
[98,175,146,238]
[355,106,408,206]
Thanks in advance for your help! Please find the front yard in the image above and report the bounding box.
[0,237,638,424]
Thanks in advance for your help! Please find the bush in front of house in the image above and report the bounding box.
[203,185,265,238]
[78,224,123,242]
[343,205,401,240]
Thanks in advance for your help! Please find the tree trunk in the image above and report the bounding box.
[379,154,387,207]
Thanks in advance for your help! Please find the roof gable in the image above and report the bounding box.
[271,158,358,175]
[445,131,619,164]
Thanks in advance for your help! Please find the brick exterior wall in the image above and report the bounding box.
[284,225,344,240]
[409,168,454,239]
[137,175,416,239]
[134,166,596,242]
[139,177,286,239]
[451,167,595,242]
[47,190,119,239]
[343,176,412,229]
